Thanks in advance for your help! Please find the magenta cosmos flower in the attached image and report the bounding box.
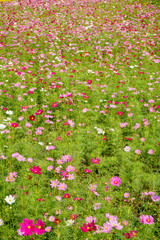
[12,123,19,128]
[30,166,42,174]
[51,102,58,108]
[81,220,97,232]
[110,176,121,187]
[91,157,101,164]
[20,218,36,236]
[34,219,45,235]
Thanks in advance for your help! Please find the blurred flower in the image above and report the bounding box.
[0,219,4,226]
[0,124,6,130]
[110,176,121,187]
[5,195,16,205]
[20,218,36,236]
[124,146,131,152]
[30,166,42,174]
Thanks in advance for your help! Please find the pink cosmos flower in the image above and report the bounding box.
[110,176,121,187]
[12,123,19,128]
[91,157,101,164]
[58,183,67,191]
[30,166,42,174]
[148,149,154,154]
[101,222,112,233]
[135,149,141,155]
[47,166,53,171]
[51,102,58,108]
[20,218,36,236]
[84,168,92,173]
[48,216,55,222]
[81,220,97,232]
[85,216,97,224]
[124,193,130,198]
[45,226,51,232]
[34,219,45,235]
[140,215,154,224]
[50,179,59,188]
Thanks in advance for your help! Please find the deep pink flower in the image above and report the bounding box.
[118,111,123,116]
[91,157,101,164]
[84,168,91,173]
[30,166,42,174]
[51,102,58,108]
[35,109,43,115]
[12,123,19,128]
[124,233,131,239]
[63,194,70,198]
[20,218,36,236]
[81,220,96,232]
[34,219,45,235]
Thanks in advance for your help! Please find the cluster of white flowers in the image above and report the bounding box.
[94,127,105,135]
[65,219,74,226]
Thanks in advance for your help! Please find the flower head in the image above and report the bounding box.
[5,195,16,205]
[110,176,121,187]
[20,218,36,236]
[34,219,45,235]
[30,166,42,174]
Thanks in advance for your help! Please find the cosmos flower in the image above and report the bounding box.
[20,218,36,236]
[110,176,121,187]
[34,219,45,235]
[5,195,16,205]
[30,166,42,174]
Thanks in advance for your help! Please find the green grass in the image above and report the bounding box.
[0,0,160,239]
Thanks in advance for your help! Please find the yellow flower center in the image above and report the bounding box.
[114,181,117,183]
[28,226,31,229]
[38,226,41,229]
[87,227,90,229]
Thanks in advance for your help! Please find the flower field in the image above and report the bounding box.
[0,0,160,239]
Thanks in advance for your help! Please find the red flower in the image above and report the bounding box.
[29,115,35,121]
[70,214,77,220]
[30,166,42,175]
[124,233,131,239]
[81,220,96,232]
[34,219,45,235]
[12,123,19,128]
[54,219,61,225]
[63,194,70,198]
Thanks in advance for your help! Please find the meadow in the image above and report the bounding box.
[0,0,160,239]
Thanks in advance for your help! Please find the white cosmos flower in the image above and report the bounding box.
[5,195,16,205]
[6,111,13,115]
[0,219,4,226]
[66,220,74,226]
[0,124,6,130]
[124,146,131,152]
